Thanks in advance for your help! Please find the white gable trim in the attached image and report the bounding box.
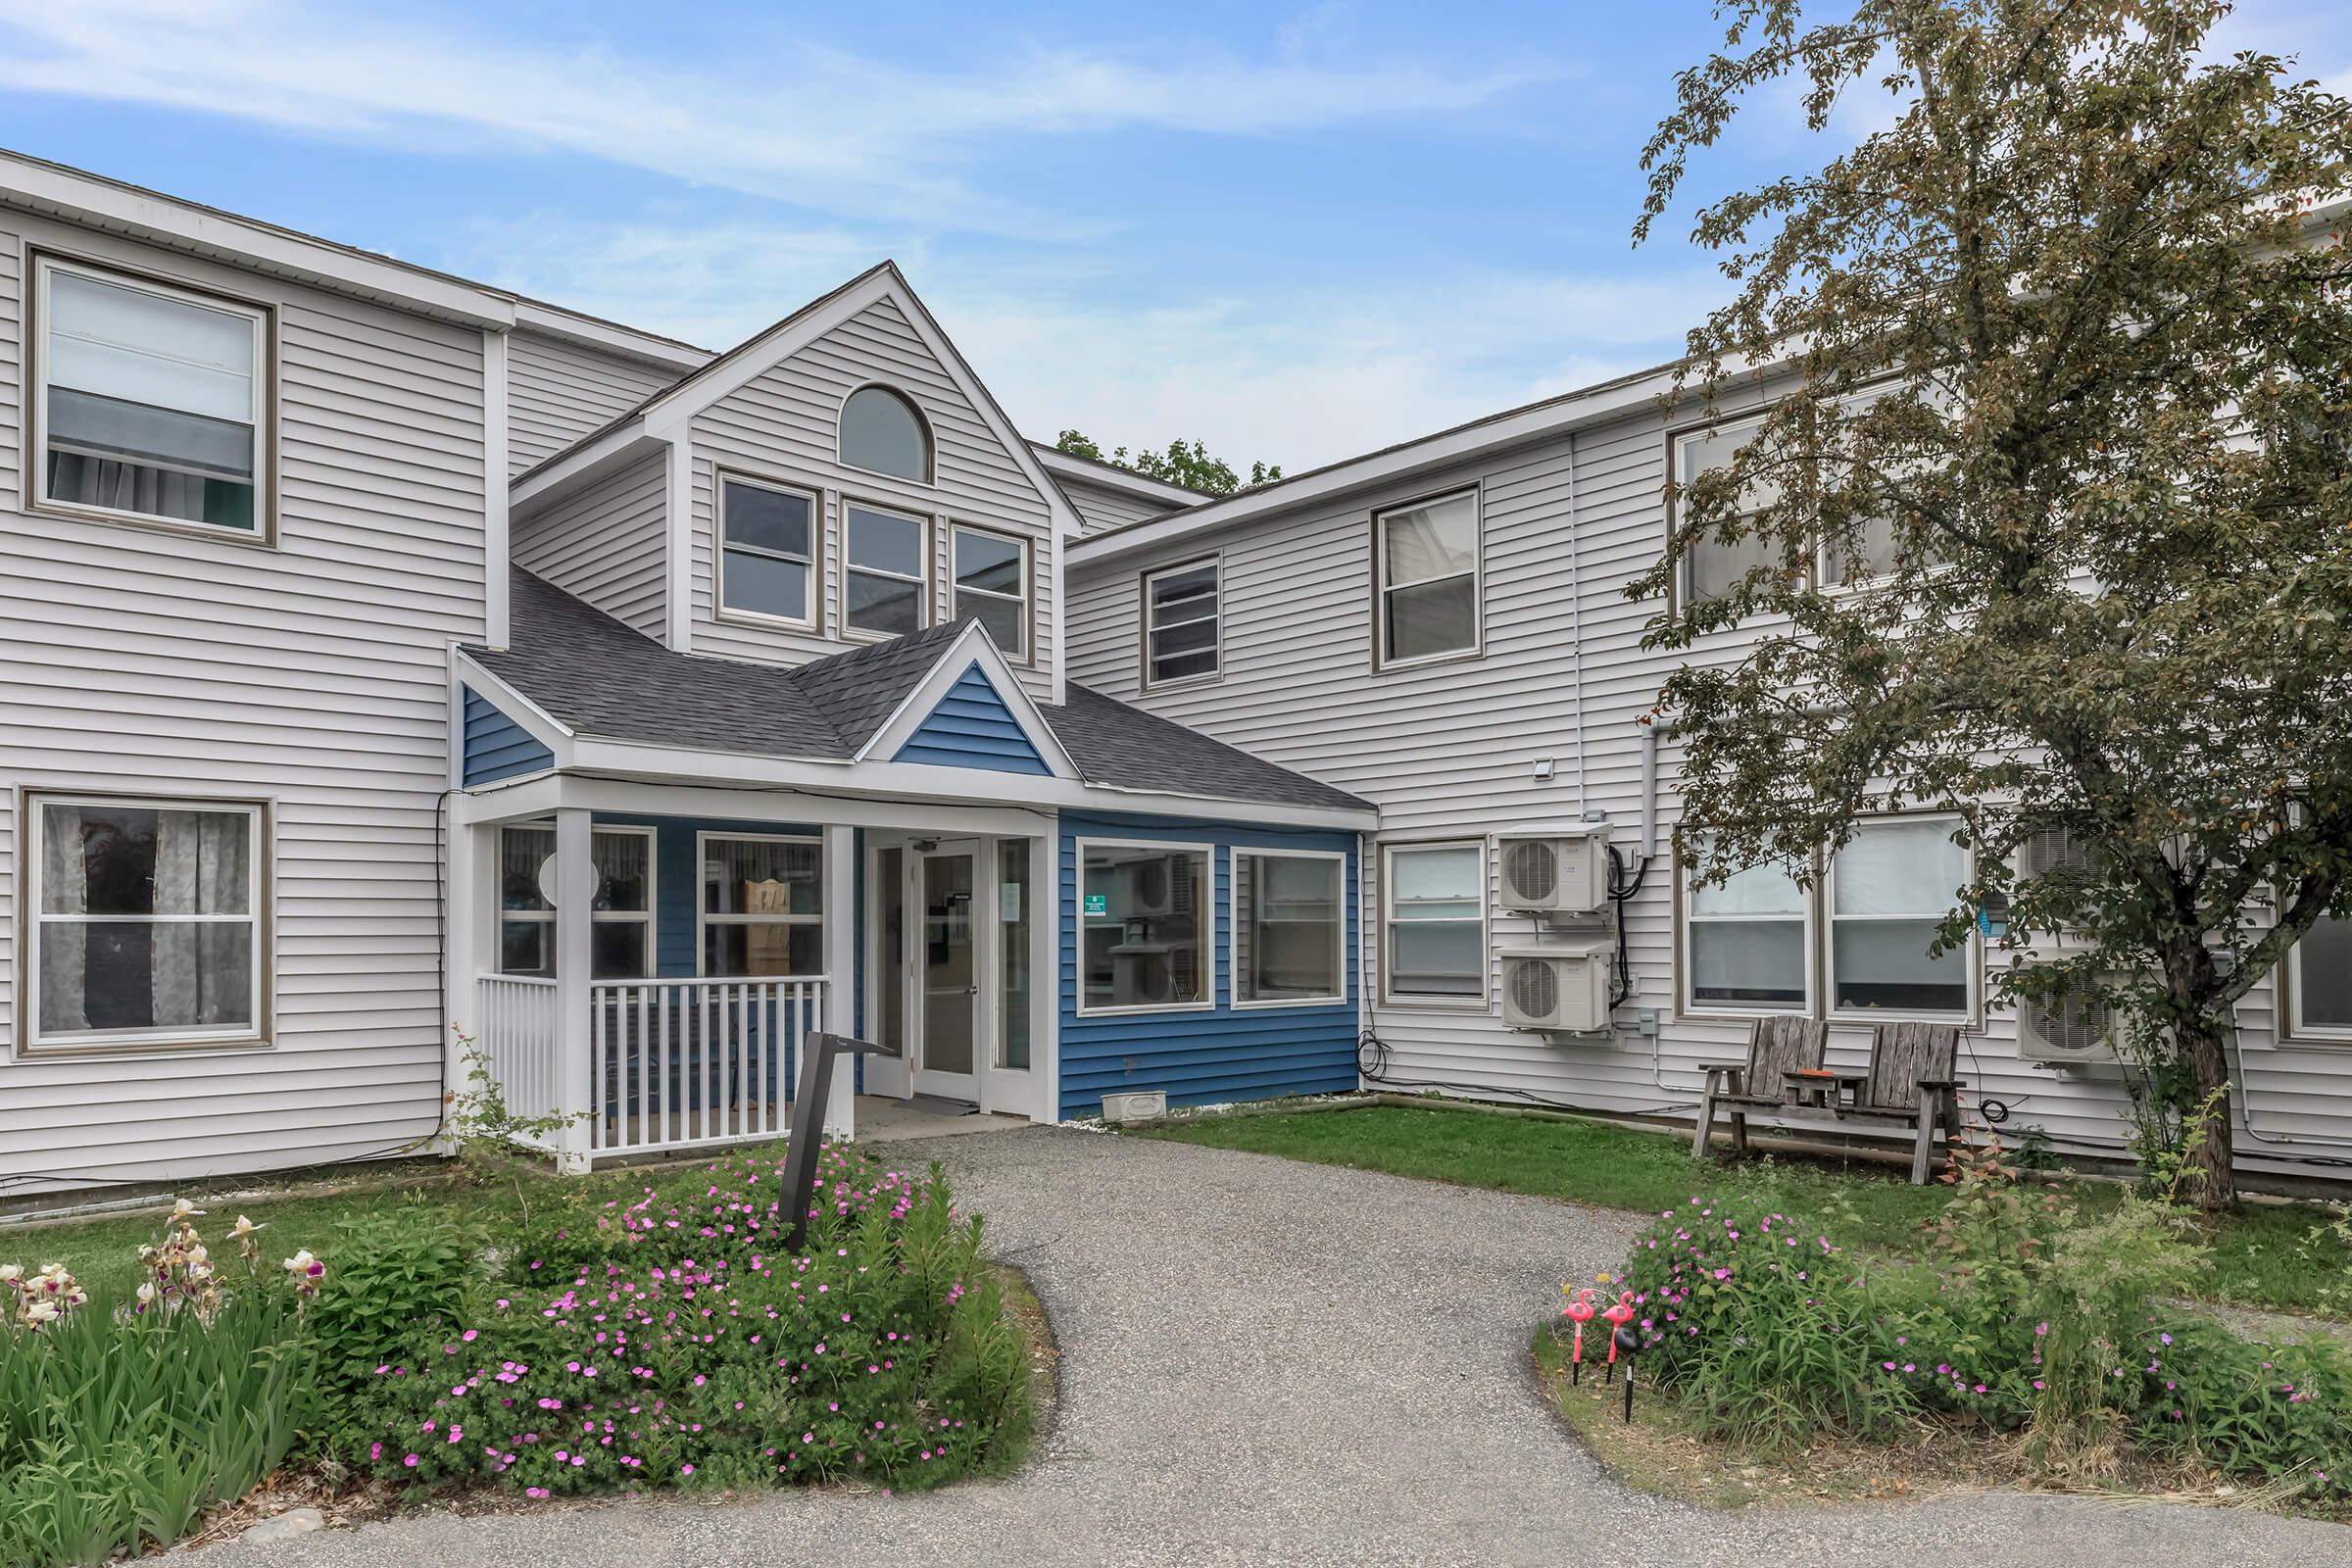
[452,654,577,755]
[1031,443,1207,509]
[856,624,1080,779]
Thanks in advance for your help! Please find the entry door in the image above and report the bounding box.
[913,844,980,1101]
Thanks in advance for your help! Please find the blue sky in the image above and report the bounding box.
[2,1,2344,468]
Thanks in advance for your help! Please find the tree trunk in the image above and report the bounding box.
[2174,1007,2237,1211]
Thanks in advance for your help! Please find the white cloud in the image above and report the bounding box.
[0,0,1560,235]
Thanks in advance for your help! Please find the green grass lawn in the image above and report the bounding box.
[0,1148,793,1305]
[1142,1102,2352,1317]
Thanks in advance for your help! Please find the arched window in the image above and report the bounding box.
[839,384,932,482]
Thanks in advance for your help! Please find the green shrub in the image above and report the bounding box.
[0,1276,313,1568]
[348,1146,1029,1496]
[306,1207,477,1419]
[1615,1141,2351,1497]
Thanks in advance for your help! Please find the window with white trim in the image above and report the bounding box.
[718,476,817,626]
[496,825,655,979]
[701,834,823,976]
[1143,558,1219,686]
[36,257,269,535]
[28,795,265,1050]
[1684,845,1810,1012]
[1673,416,1784,605]
[952,524,1028,658]
[1079,841,1210,1012]
[1382,842,1484,1002]
[839,385,931,482]
[1235,851,1345,1004]
[2290,912,2352,1039]
[1828,818,1971,1015]
[845,502,928,638]
[1376,490,1480,664]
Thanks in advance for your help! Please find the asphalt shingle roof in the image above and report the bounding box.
[464,571,1370,816]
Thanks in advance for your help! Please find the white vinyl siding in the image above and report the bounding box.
[512,449,667,638]
[506,330,684,476]
[1068,382,2352,1172]
[1061,474,1172,535]
[0,212,488,1192]
[686,297,1056,701]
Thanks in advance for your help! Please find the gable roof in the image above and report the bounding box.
[508,263,1080,540]
[463,571,1370,817]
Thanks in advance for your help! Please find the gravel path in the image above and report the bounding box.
[193,1127,2350,1567]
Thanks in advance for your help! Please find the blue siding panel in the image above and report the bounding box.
[1056,809,1361,1119]
[893,667,1052,775]
[462,686,553,786]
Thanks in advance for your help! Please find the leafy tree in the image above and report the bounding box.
[1054,429,1282,495]
[1634,0,2352,1205]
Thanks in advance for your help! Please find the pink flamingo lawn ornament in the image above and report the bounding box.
[1600,1292,1638,1382]
[1561,1288,1598,1385]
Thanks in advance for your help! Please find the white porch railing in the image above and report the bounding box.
[472,975,828,1163]
[588,977,827,1158]
[476,975,563,1150]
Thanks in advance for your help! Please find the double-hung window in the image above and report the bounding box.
[1078,841,1211,1012]
[1382,842,1484,1003]
[2289,913,2352,1041]
[953,524,1028,659]
[1673,417,1783,605]
[701,834,823,976]
[1376,490,1480,665]
[1828,818,1972,1015]
[28,795,266,1051]
[1234,851,1346,1005]
[1684,846,1810,1012]
[718,476,818,627]
[36,257,269,536]
[845,502,928,637]
[496,825,655,979]
[1143,558,1219,686]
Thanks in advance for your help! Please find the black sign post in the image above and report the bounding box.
[778,1030,900,1252]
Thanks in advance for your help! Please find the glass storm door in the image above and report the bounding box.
[914,846,979,1101]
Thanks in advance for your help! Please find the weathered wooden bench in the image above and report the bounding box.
[1693,1018,1965,1185]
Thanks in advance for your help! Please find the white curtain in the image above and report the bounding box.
[37,805,88,1035]
[150,809,246,1027]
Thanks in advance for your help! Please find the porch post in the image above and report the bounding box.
[553,807,594,1173]
[441,818,478,1157]
[822,823,857,1142]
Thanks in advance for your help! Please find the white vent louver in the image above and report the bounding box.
[2018,984,2120,1065]
[1495,830,1609,914]
[1500,944,1613,1033]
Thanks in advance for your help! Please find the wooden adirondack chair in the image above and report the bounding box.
[1690,1016,1831,1159]
[1843,1021,1963,1185]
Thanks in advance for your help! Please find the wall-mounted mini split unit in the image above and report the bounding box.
[1101,1090,1169,1124]
[1495,827,1611,915]
[2016,983,2122,1066]
[1501,943,1616,1034]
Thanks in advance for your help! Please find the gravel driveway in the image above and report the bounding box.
[193,1126,2350,1567]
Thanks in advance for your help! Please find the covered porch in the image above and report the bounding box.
[448,774,1057,1170]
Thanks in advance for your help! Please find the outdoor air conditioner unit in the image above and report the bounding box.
[1500,943,1615,1034]
[1495,828,1611,915]
[2016,982,2123,1066]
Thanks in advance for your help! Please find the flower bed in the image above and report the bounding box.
[347,1146,1030,1496]
[1592,1143,2352,1503]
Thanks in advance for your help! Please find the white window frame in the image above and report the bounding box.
[695,830,826,978]
[30,253,273,544]
[842,498,932,642]
[1670,412,1777,611]
[1678,847,1817,1019]
[494,822,657,980]
[24,792,270,1054]
[2287,915,2352,1044]
[715,471,821,632]
[836,381,935,486]
[1141,555,1222,689]
[1229,847,1348,1009]
[1825,815,1978,1023]
[951,521,1032,663]
[1379,839,1488,1009]
[1074,836,1215,1017]
[1373,488,1483,670]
